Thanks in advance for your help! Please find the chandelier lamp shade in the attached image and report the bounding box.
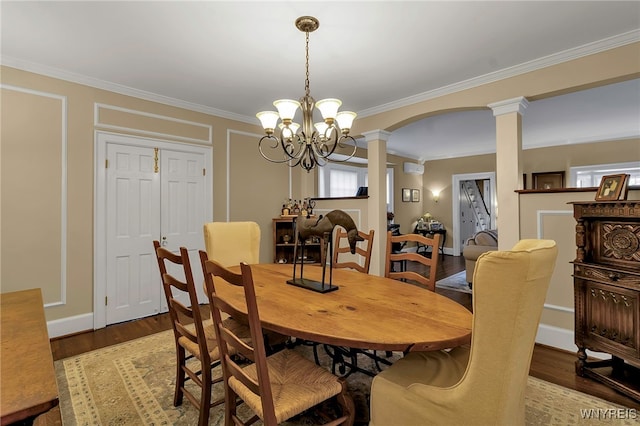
[256,16,358,172]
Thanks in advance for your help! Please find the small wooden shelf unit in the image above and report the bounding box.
[272,217,321,265]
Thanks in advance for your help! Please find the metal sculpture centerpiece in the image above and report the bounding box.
[290,210,363,293]
[256,16,358,172]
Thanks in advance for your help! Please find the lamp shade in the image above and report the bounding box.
[316,98,342,120]
[273,99,301,121]
[279,122,300,139]
[314,122,329,138]
[256,111,280,130]
[336,111,357,130]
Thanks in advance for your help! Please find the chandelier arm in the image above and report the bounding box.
[323,135,358,163]
[301,144,318,172]
[280,134,306,160]
[258,135,300,164]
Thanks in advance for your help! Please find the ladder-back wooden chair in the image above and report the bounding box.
[153,241,223,426]
[326,228,382,376]
[385,231,442,292]
[203,221,287,352]
[332,229,375,273]
[200,252,355,426]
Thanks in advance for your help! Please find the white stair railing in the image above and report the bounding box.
[462,181,491,232]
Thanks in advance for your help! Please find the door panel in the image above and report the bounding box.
[160,149,207,305]
[106,143,161,324]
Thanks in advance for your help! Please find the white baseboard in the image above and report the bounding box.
[47,312,94,338]
[536,323,607,360]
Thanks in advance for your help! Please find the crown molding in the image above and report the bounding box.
[358,29,640,118]
[2,30,638,124]
[0,56,255,125]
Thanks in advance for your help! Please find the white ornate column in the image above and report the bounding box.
[488,97,528,250]
[362,129,390,276]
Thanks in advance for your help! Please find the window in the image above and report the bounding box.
[570,161,640,187]
[318,163,394,211]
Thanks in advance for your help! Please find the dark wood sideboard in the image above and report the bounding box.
[571,201,640,401]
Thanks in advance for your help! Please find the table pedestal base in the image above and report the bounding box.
[287,278,339,293]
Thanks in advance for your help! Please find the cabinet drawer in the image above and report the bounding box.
[574,263,640,289]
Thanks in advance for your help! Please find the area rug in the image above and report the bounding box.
[436,270,472,294]
[55,329,636,425]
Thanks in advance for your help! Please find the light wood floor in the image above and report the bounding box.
[50,255,639,409]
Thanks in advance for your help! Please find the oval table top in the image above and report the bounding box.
[218,263,472,352]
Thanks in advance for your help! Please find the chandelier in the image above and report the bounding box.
[256,16,357,173]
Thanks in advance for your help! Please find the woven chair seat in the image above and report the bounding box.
[229,349,343,424]
[179,317,250,361]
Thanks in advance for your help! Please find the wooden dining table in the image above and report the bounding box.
[219,264,472,352]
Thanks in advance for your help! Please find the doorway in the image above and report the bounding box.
[451,172,496,256]
[94,132,212,329]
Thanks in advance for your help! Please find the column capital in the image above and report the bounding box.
[362,129,391,142]
[488,96,529,117]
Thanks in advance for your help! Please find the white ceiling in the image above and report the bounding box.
[2,1,639,161]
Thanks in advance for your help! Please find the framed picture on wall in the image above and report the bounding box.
[532,171,565,190]
[402,188,411,202]
[411,189,420,202]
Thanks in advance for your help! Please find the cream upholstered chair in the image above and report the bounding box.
[463,229,498,284]
[203,221,261,267]
[200,254,355,426]
[370,239,558,426]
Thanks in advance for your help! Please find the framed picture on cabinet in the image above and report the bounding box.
[402,188,411,202]
[411,189,420,202]
[595,174,628,201]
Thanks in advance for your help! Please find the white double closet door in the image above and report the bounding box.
[96,132,211,327]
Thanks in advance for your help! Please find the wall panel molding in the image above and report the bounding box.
[94,103,212,145]
[0,84,67,307]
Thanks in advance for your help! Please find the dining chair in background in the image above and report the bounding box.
[153,241,224,426]
[332,228,375,273]
[325,228,381,376]
[200,254,355,426]
[370,239,558,426]
[384,230,442,291]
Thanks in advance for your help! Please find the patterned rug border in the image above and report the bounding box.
[55,329,636,425]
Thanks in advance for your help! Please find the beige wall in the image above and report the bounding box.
[519,189,640,352]
[421,138,639,250]
[1,40,638,339]
[0,66,285,327]
[523,139,640,186]
[423,154,497,248]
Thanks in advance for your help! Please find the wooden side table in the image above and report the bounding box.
[415,228,446,255]
[1,289,60,424]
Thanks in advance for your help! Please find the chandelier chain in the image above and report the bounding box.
[304,31,310,97]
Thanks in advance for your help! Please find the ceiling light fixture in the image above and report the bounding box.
[256,16,357,173]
